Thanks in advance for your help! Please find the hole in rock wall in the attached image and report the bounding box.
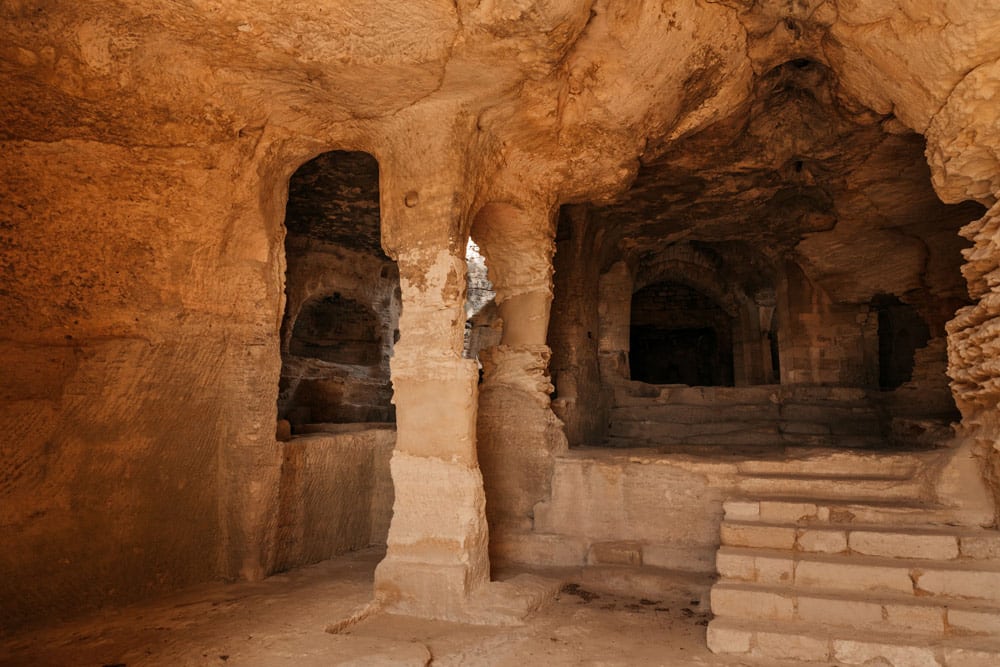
[873,294,931,391]
[277,151,399,431]
[629,281,735,386]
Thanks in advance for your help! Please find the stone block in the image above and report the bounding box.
[755,554,794,585]
[710,586,795,620]
[849,531,959,560]
[947,607,1000,635]
[959,534,1000,559]
[795,595,882,629]
[587,540,643,566]
[795,560,914,594]
[723,500,760,521]
[883,603,945,634]
[722,523,796,549]
[797,528,848,553]
[716,551,756,581]
[916,569,1000,602]
[833,639,939,667]
[706,622,751,655]
[943,647,1000,666]
[755,630,829,661]
[759,501,818,523]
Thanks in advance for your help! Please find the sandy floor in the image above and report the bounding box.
[0,548,759,667]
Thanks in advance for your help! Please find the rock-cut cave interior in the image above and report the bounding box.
[3,2,1000,665]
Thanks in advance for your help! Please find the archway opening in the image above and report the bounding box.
[629,281,735,386]
[272,150,396,577]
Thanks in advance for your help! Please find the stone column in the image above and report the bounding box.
[370,113,493,619]
[472,203,568,550]
[373,245,492,616]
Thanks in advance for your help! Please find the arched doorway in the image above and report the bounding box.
[629,280,735,386]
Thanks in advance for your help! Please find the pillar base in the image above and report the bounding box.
[374,558,561,625]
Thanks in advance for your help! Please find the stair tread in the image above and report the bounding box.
[721,518,997,538]
[718,545,1000,572]
[708,615,1000,650]
[728,495,947,511]
[712,580,1000,612]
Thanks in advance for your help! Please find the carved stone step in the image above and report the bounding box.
[735,474,926,502]
[720,520,1000,560]
[707,616,1000,666]
[723,497,959,526]
[711,581,1000,638]
[716,546,1000,604]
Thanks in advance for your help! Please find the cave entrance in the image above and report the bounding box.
[271,150,396,577]
[629,281,735,386]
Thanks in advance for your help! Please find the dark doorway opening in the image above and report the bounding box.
[873,294,931,390]
[629,281,734,386]
[277,150,399,429]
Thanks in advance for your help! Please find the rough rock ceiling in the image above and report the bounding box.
[590,59,985,308]
[284,151,384,258]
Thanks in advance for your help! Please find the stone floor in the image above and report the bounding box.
[0,547,765,667]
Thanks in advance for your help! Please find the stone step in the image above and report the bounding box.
[710,581,1000,638]
[779,418,881,436]
[612,383,873,408]
[724,497,959,526]
[613,383,780,406]
[720,520,1000,560]
[735,474,926,502]
[778,433,886,448]
[610,403,780,424]
[608,419,778,439]
[779,402,879,423]
[607,424,787,448]
[734,452,923,478]
[707,616,1000,666]
[716,547,1000,604]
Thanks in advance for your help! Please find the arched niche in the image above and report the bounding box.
[276,150,399,430]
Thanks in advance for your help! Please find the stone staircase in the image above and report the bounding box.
[707,463,1000,666]
[607,384,884,449]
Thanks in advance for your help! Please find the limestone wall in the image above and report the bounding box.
[273,428,395,572]
[777,261,874,386]
[0,139,288,632]
[548,207,610,447]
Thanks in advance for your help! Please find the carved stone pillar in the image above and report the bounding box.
[373,246,492,616]
[472,203,568,550]
[370,113,494,619]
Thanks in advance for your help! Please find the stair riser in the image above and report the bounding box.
[720,523,1000,561]
[709,587,1000,638]
[717,552,1000,604]
[610,405,779,423]
[707,621,1000,666]
[736,478,925,502]
[724,500,957,526]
